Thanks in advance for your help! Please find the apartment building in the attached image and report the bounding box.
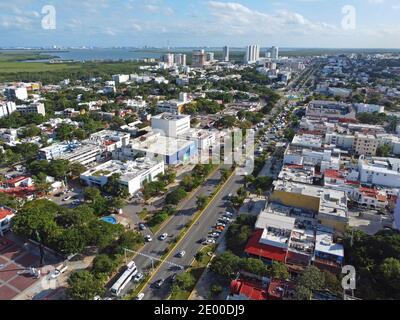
[353,133,379,156]
[151,113,191,138]
[16,103,46,117]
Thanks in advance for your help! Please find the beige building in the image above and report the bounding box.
[353,133,378,156]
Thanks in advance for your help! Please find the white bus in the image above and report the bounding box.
[110,261,138,297]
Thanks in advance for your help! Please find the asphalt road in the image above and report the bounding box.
[111,166,228,297]
[141,172,244,300]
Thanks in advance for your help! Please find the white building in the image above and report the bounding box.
[112,74,130,84]
[16,103,46,116]
[245,45,260,64]
[157,93,191,115]
[121,131,196,165]
[39,141,102,166]
[4,86,28,101]
[354,103,385,114]
[358,156,400,188]
[223,46,229,62]
[271,46,279,60]
[151,113,191,138]
[80,158,164,195]
[0,101,17,118]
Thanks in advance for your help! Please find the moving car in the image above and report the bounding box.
[154,279,165,288]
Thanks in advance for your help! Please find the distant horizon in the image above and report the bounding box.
[1,1,399,49]
[1,46,400,51]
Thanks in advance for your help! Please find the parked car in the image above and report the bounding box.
[139,223,146,231]
[135,293,145,300]
[145,235,153,242]
[205,238,216,245]
[177,251,186,258]
[62,196,72,202]
[170,273,177,283]
[133,272,144,283]
[159,233,168,241]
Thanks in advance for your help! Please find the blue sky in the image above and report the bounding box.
[1,0,400,48]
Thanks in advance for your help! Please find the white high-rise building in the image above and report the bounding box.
[174,54,187,66]
[223,46,229,62]
[161,53,175,67]
[245,45,259,64]
[271,46,279,59]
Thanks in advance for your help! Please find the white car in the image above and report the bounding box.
[133,272,144,282]
[159,233,168,241]
[177,251,186,258]
[145,235,153,242]
[206,239,216,244]
[135,293,145,300]
[62,196,72,202]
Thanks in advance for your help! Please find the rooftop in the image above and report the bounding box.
[129,132,194,156]
[315,231,344,258]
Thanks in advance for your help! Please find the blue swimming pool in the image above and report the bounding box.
[101,216,117,225]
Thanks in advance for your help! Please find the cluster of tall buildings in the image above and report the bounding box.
[161,53,187,67]
[245,45,279,64]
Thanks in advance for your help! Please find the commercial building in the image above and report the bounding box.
[313,231,344,274]
[271,180,349,233]
[39,141,102,166]
[151,113,191,138]
[283,145,340,173]
[306,101,356,121]
[121,132,196,165]
[80,158,164,195]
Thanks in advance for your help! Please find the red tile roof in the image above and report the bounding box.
[230,280,267,300]
[245,230,287,262]
[0,208,14,221]
[324,170,344,179]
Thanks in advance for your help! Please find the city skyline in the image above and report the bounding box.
[0,0,400,48]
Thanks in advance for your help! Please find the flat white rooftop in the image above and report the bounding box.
[130,132,194,156]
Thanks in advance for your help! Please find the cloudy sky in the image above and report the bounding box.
[1,0,400,48]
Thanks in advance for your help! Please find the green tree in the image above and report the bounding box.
[173,272,196,291]
[92,254,117,275]
[210,251,241,277]
[270,261,289,280]
[67,270,105,300]
[196,195,209,210]
[296,266,325,300]
[165,187,187,205]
